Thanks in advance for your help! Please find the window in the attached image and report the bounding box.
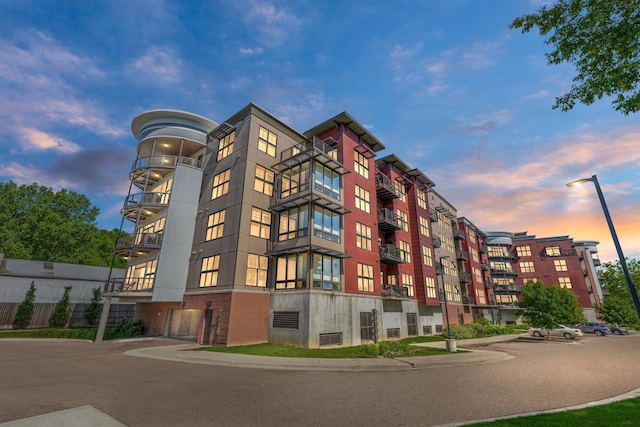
[399,240,411,263]
[354,150,369,178]
[422,245,433,266]
[425,277,437,298]
[516,245,532,257]
[281,162,310,198]
[314,162,340,200]
[545,246,561,256]
[488,245,510,257]
[554,259,568,271]
[124,259,157,291]
[419,216,430,236]
[250,207,271,239]
[402,273,414,297]
[417,188,427,209]
[258,126,277,157]
[473,267,482,283]
[559,277,572,288]
[356,222,372,251]
[491,261,513,272]
[471,248,479,263]
[211,169,230,199]
[407,313,418,336]
[441,258,457,276]
[206,210,225,240]
[475,289,486,304]
[357,263,374,292]
[313,253,341,290]
[445,283,461,302]
[217,131,235,161]
[319,332,342,346]
[313,206,341,242]
[246,254,268,287]
[153,177,172,204]
[394,180,406,203]
[354,185,370,213]
[135,217,165,244]
[360,312,374,341]
[276,253,307,289]
[279,206,308,241]
[254,165,275,196]
[199,255,220,287]
[469,231,476,243]
[520,261,535,273]
[394,209,408,232]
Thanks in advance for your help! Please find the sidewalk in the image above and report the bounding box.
[124,334,522,371]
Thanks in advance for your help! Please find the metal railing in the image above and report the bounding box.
[459,272,472,283]
[432,235,442,248]
[429,208,439,223]
[456,249,469,261]
[494,284,522,292]
[124,191,170,207]
[131,155,203,172]
[104,277,154,293]
[280,137,341,164]
[115,231,163,249]
[377,207,401,230]
[462,295,476,305]
[379,244,404,263]
[381,284,409,298]
[453,228,466,240]
[375,173,401,199]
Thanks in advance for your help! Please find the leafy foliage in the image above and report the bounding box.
[111,319,145,338]
[510,0,640,114]
[596,259,640,324]
[84,287,102,327]
[0,181,126,268]
[12,281,36,329]
[517,280,586,328]
[49,286,72,328]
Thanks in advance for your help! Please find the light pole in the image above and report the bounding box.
[438,256,456,351]
[566,175,640,319]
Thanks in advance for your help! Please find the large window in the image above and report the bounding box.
[422,245,433,266]
[396,209,408,232]
[357,263,374,292]
[217,131,235,161]
[394,180,406,203]
[258,126,277,157]
[124,259,157,290]
[354,185,370,213]
[558,277,572,288]
[473,267,482,283]
[313,206,341,242]
[425,277,437,298]
[246,254,268,287]
[516,245,531,257]
[276,253,308,289]
[356,222,372,251]
[402,273,414,297]
[417,188,427,209]
[313,253,341,290]
[520,261,535,273]
[554,259,568,271]
[399,240,411,263]
[250,207,271,239]
[545,246,561,256]
[445,283,461,302]
[281,162,310,198]
[314,162,340,200]
[419,216,430,236]
[476,289,486,304]
[488,245,510,257]
[206,210,225,240]
[471,247,479,263]
[469,231,476,243]
[254,165,275,196]
[211,169,230,199]
[279,206,308,241]
[135,217,165,243]
[354,150,369,178]
[200,255,220,287]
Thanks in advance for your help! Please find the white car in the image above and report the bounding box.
[528,325,584,340]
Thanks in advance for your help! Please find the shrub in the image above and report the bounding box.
[360,344,379,357]
[443,324,475,340]
[83,287,102,326]
[110,319,145,338]
[49,286,72,328]
[473,317,490,326]
[13,281,36,329]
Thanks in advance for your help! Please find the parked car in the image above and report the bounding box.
[607,324,630,335]
[574,322,611,336]
[529,325,584,340]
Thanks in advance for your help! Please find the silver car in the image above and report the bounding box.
[529,325,584,340]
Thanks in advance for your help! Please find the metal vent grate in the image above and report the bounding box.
[423,325,433,335]
[43,262,54,270]
[272,311,299,329]
[387,328,400,339]
[319,332,342,346]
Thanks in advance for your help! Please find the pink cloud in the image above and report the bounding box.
[19,128,81,153]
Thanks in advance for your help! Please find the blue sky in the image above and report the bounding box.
[1,0,638,262]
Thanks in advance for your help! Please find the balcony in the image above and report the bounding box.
[481,262,491,271]
[432,235,442,248]
[381,284,409,299]
[270,183,350,214]
[113,232,163,258]
[121,191,170,222]
[494,285,522,293]
[377,207,402,231]
[104,277,154,295]
[490,267,518,276]
[593,258,602,266]
[379,244,404,264]
[462,295,475,305]
[130,155,202,190]
[456,249,469,261]
[453,228,466,240]
[428,208,439,223]
[375,173,401,200]
[485,279,494,289]
[459,272,472,283]
[478,244,488,254]
[273,137,348,174]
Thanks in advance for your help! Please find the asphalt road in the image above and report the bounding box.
[1,334,639,426]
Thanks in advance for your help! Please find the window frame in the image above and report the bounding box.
[199,255,220,287]
[206,210,225,240]
[211,169,231,199]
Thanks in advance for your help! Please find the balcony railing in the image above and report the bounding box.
[129,155,203,189]
[429,208,439,223]
[462,295,475,305]
[456,249,469,261]
[375,173,401,200]
[432,235,442,248]
[481,262,491,271]
[377,207,402,231]
[273,137,347,174]
[113,232,163,257]
[478,244,488,254]
[453,228,466,240]
[121,192,170,222]
[593,258,602,266]
[104,277,154,293]
[494,284,522,292]
[485,279,494,289]
[381,284,409,299]
[490,267,518,276]
[459,272,472,283]
[379,244,404,264]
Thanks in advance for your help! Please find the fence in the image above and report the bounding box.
[0,302,135,329]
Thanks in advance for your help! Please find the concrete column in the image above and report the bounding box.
[94,296,112,343]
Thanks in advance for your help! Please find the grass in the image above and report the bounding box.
[0,327,135,341]
[470,397,640,426]
[196,335,453,358]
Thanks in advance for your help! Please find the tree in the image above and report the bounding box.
[595,259,640,324]
[517,280,586,335]
[84,287,102,327]
[49,286,72,328]
[510,0,640,114]
[596,296,638,325]
[12,281,36,329]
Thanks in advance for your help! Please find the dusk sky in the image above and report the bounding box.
[1,0,638,263]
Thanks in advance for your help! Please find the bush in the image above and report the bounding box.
[360,344,379,357]
[49,286,72,328]
[109,319,145,338]
[13,281,36,329]
[32,328,97,340]
[473,317,490,326]
[442,324,475,340]
[83,287,102,326]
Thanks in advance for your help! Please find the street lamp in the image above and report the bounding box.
[438,256,456,351]
[566,175,640,319]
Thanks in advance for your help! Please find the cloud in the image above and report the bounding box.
[18,128,81,153]
[450,109,511,135]
[239,47,264,55]
[243,1,301,47]
[126,46,183,83]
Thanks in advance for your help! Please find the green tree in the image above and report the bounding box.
[84,287,102,327]
[510,0,640,114]
[595,259,640,324]
[596,296,638,325]
[49,286,72,328]
[12,281,36,329]
[517,280,586,336]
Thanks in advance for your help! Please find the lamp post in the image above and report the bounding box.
[438,256,456,351]
[566,175,640,319]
